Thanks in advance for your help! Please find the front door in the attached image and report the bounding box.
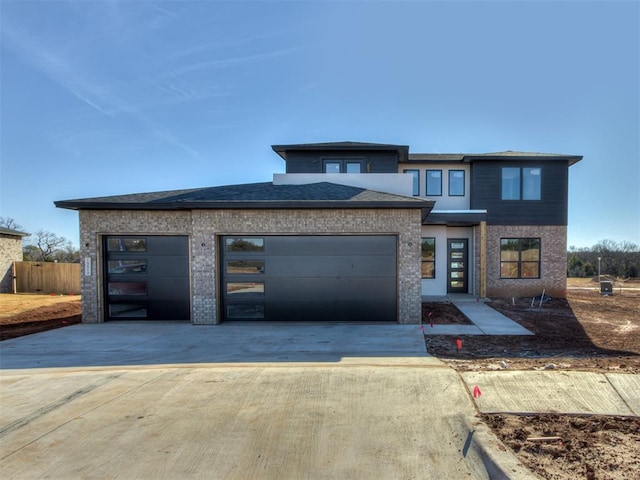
[447,239,468,293]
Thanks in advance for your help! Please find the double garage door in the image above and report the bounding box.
[221,235,398,322]
[103,235,398,322]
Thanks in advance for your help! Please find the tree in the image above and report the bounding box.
[0,217,24,231]
[23,229,80,263]
[568,240,640,278]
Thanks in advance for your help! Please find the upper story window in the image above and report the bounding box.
[403,169,420,196]
[449,170,465,196]
[426,170,442,196]
[323,159,362,173]
[502,167,542,200]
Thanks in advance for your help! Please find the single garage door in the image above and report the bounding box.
[221,235,397,322]
[103,235,190,321]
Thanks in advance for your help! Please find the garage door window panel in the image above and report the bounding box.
[107,238,147,252]
[108,260,147,274]
[109,304,147,318]
[227,304,265,319]
[226,282,265,296]
[226,260,265,275]
[108,281,147,296]
[225,238,265,252]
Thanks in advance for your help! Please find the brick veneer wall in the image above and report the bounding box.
[0,235,23,293]
[79,208,422,324]
[485,225,567,298]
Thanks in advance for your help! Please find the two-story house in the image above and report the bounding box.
[56,141,581,325]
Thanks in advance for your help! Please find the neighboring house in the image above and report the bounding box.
[0,227,29,293]
[56,141,582,325]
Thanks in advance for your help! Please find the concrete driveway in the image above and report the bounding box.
[0,322,531,479]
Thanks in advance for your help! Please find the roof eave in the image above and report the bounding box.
[55,200,434,211]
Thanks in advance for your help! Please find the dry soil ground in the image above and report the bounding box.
[0,294,81,341]
[1,280,639,479]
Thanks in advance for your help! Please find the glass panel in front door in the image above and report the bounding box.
[447,239,468,293]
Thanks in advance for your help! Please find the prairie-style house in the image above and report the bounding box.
[56,141,582,324]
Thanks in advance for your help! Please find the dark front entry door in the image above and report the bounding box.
[447,239,468,293]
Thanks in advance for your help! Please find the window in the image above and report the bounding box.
[227,304,265,319]
[107,238,147,252]
[421,238,435,279]
[502,167,542,200]
[226,260,265,274]
[324,162,341,173]
[108,260,147,274]
[225,238,264,252]
[346,162,361,173]
[226,282,265,296]
[448,170,465,196]
[323,159,363,173]
[500,238,540,279]
[404,169,420,196]
[108,282,147,296]
[426,170,442,196]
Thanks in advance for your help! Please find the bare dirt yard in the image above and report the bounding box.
[0,293,81,341]
[424,277,640,479]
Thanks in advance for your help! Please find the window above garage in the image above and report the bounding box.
[323,158,363,173]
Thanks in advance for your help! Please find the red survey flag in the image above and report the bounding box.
[456,338,463,351]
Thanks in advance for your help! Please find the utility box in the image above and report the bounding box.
[600,281,613,295]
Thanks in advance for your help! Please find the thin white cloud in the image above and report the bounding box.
[1,19,201,160]
[166,45,303,78]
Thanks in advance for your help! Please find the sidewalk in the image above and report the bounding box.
[462,370,640,416]
[423,295,533,336]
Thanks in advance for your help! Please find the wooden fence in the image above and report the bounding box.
[14,261,81,294]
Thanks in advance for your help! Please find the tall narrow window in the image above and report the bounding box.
[449,170,465,196]
[404,169,420,196]
[502,167,542,200]
[501,167,520,200]
[426,170,442,196]
[500,238,540,279]
[421,238,435,279]
[522,167,542,200]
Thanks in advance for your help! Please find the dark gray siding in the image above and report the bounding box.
[284,150,399,173]
[470,161,569,225]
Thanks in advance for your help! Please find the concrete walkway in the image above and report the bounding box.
[422,295,533,336]
[462,370,640,416]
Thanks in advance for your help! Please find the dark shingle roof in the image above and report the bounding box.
[407,151,582,165]
[0,227,29,237]
[272,141,409,160]
[55,182,433,212]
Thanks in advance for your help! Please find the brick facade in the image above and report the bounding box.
[0,234,23,293]
[79,208,423,325]
[485,225,567,298]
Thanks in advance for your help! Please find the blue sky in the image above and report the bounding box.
[1,0,638,249]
